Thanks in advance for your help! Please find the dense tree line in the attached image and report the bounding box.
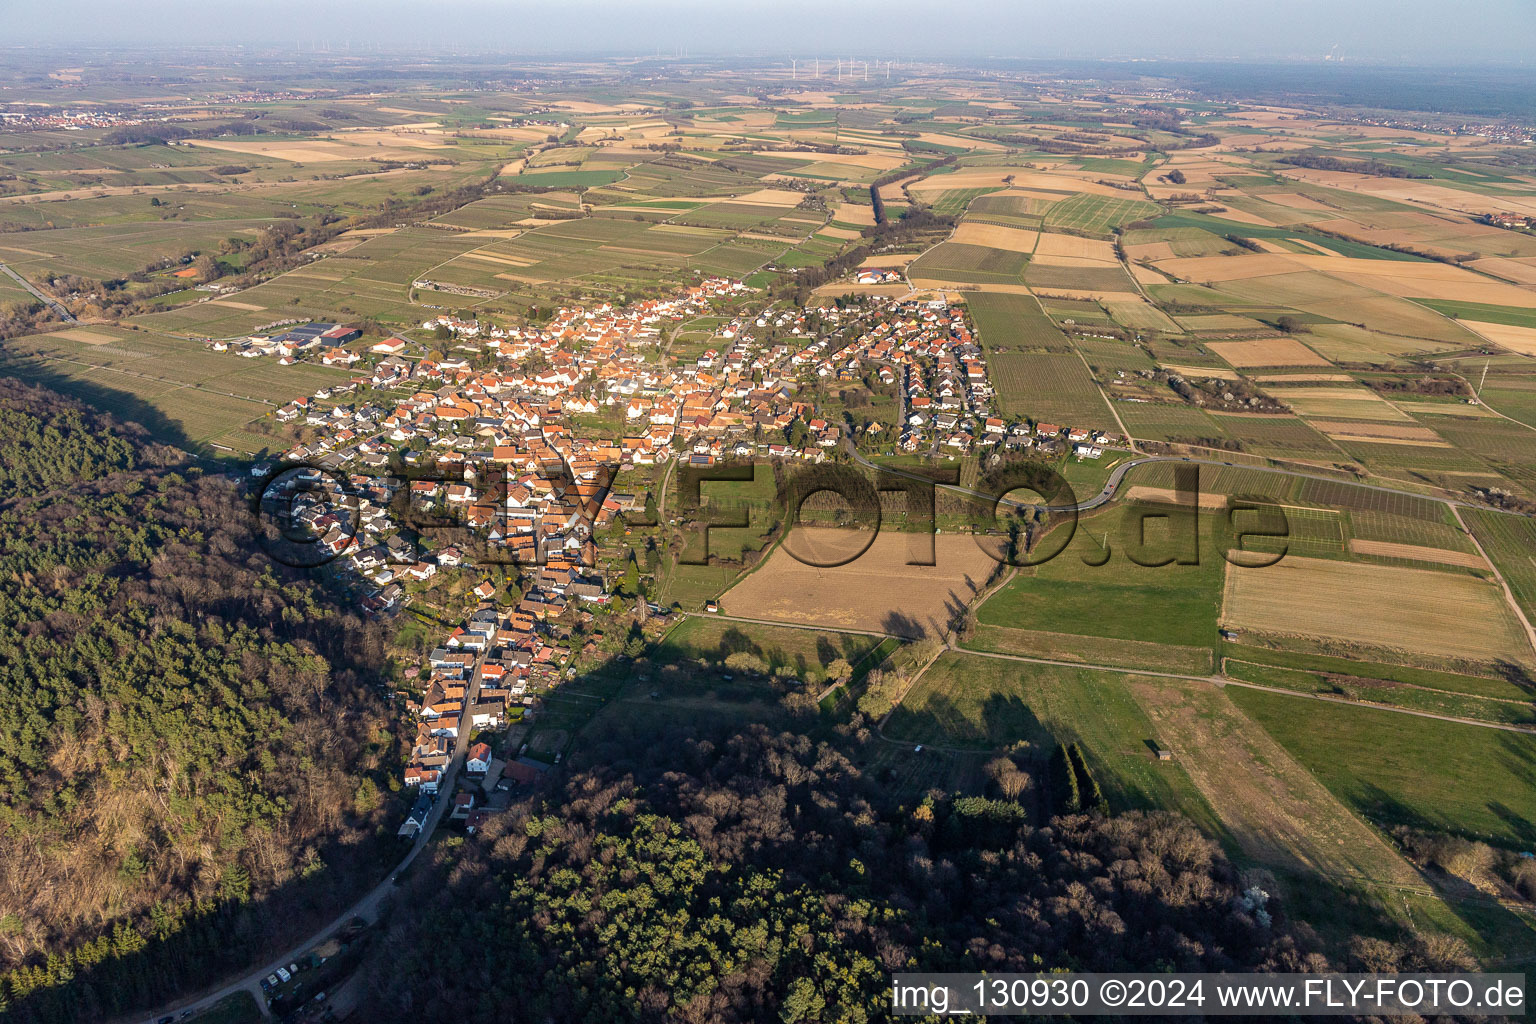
[1278,154,1430,179]
[869,154,959,225]
[775,208,955,307]
[357,718,1326,1022]
[0,380,398,1021]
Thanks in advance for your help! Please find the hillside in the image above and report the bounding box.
[0,379,396,1021]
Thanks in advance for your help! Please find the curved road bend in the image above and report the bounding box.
[129,649,486,1024]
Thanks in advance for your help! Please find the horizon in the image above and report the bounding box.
[6,0,1536,64]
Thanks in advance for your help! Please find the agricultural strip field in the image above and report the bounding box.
[974,504,1223,670]
[991,352,1112,427]
[1227,686,1536,847]
[1221,556,1533,667]
[1462,510,1536,623]
[1042,193,1160,235]
[907,241,1028,286]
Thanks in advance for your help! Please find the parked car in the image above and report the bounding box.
[276,966,291,983]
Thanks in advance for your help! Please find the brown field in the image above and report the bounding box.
[1153,253,1309,282]
[877,175,922,203]
[1221,556,1531,663]
[812,282,912,297]
[1249,372,1354,383]
[817,226,863,241]
[1309,420,1444,442]
[188,130,451,162]
[730,188,808,206]
[460,252,537,267]
[1471,257,1536,286]
[1461,321,1536,357]
[1128,263,1170,285]
[1274,386,1412,420]
[833,203,877,227]
[911,169,1130,197]
[909,279,1038,295]
[719,527,997,637]
[1206,205,1282,227]
[206,299,265,311]
[1348,539,1488,569]
[1033,233,1117,262]
[1208,337,1332,367]
[949,222,1039,253]
[1280,254,1536,306]
[860,253,918,268]
[1392,400,1500,418]
[48,328,120,345]
[1275,167,1536,219]
[1327,434,1454,448]
[1123,485,1229,508]
[1159,364,1241,380]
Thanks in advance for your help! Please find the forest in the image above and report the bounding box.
[0,379,399,1022]
[357,714,1332,1023]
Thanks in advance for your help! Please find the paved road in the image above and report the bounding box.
[128,649,486,1024]
[0,262,75,323]
[844,440,1535,520]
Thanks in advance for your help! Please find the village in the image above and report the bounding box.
[241,274,1119,842]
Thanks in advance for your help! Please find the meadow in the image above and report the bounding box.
[1228,686,1536,847]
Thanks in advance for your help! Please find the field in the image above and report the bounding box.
[906,241,1028,285]
[1228,686,1536,847]
[719,528,999,638]
[1462,509,1536,622]
[0,328,351,452]
[964,291,1071,351]
[988,352,1112,427]
[1042,193,1160,235]
[647,616,891,697]
[1221,556,1533,666]
[973,504,1224,671]
[1208,337,1332,368]
[884,653,1224,833]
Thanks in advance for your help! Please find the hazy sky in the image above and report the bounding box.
[7,0,1536,63]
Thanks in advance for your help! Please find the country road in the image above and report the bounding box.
[0,262,75,323]
[843,439,1535,519]
[125,648,487,1024]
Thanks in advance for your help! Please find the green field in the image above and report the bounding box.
[1228,686,1536,847]
[907,242,1028,285]
[0,328,351,452]
[1412,298,1536,329]
[974,504,1224,664]
[989,352,1112,427]
[965,291,1072,352]
[1042,193,1160,235]
[1463,509,1536,622]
